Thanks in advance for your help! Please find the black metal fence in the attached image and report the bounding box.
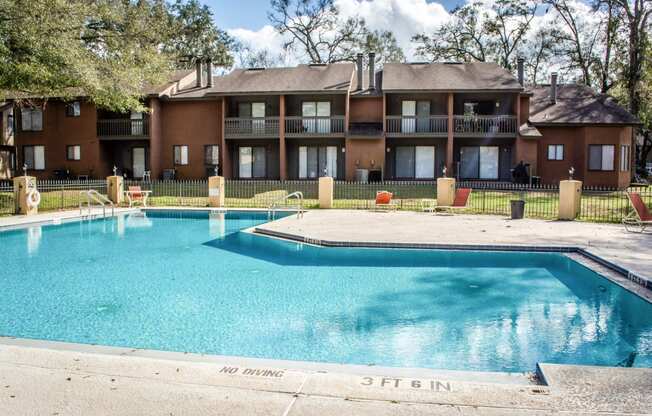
[1,178,650,225]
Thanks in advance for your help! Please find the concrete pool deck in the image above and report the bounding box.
[255,210,652,287]
[1,208,651,415]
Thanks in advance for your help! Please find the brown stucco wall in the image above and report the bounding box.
[536,125,633,188]
[160,100,222,179]
[344,138,385,180]
[15,100,100,179]
[349,97,383,123]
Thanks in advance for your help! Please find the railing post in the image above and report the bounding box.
[208,176,225,208]
[13,176,38,215]
[559,180,582,220]
[319,176,334,209]
[107,175,124,205]
[437,177,456,207]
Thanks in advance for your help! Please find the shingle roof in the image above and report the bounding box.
[204,63,354,95]
[382,62,522,92]
[529,84,640,125]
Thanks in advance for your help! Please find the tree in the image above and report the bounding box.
[0,0,174,112]
[268,0,404,65]
[525,27,558,85]
[413,0,537,70]
[165,0,235,69]
[233,41,284,68]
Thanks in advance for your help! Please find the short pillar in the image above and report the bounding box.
[437,177,456,207]
[208,176,225,207]
[106,176,124,205]
[319,176,334,209]
[13,176,38,215]
[559,180,582,220]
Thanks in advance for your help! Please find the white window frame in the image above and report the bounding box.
[173,145,189,166]
[66,145,81,161]
[205,145,219,165]
[620,145,631,172]
[588,145,615,171]
[21,108,43,131]
[24,145,45,170]
[547,144,564,161]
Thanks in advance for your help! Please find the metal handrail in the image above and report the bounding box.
[79,189,115,219]
[268,191,304,220]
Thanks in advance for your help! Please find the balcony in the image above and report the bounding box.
[453,115,517,137]
[285,116,345,137]
[385,116,448,137]
[224,117,280,138]
[97,119,149,138]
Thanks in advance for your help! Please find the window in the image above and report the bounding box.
[460,146,499,179]
[299,145,337,178]
[620,145,631,172]
[547,144,564,161]
[66,145,81,161]
[464,102,479,116]
[20,108,43,131]
[401,100,416,133]
[588,145,615,171]
[205,145,219,165]
[23,145,45,170]
[173,145,188,165]
[302,101,331,133]
[395,146,435,179]
[65,101,80,117]
[239,146,266,178]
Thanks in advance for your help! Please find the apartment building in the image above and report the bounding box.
[8,54,640,188]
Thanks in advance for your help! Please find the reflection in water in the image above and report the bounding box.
[125,212,153,229]
[209,212,226,239]
[26,226,42,255]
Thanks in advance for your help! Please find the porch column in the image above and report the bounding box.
[279,95,287,180]
[219,97,231,179]
[149,98,163,180]
[446,92,454,175]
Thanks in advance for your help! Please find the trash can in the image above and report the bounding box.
[510,200,525,219]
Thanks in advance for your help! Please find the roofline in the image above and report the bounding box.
[203,90,350,97]
[531,121,642,127]
[382,88,523,94]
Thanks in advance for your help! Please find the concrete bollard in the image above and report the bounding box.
[208,176,225,208]
[14,176,38,215]
[437,177,456,207]
[559,180,582,220]
[319,176,334,209]
[106,176,124,205]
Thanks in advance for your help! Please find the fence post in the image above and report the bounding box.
[437,177,456,207]
[106,175,124,205]
[559,180,582,220]
[208,176,225,207]
[319,177,334,208]
[13,176,38,215]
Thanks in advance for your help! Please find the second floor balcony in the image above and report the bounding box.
[285,116,345,137]
[385,115,448,137]
[224,117,280,138]
[97,119,149,138]
[453,115,517,137]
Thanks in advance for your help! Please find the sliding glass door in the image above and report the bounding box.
[395,146,435,179]
[299,145,337,178]
[460,146,499,179]
[238,146,266,178]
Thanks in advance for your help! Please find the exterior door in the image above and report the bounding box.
[479,146,499,179]
[416,101,430,133]
[130,112,143,136]
[317,102,331,133]
[401,101,416,133]
[460,146,480,179]
[132,147,145,179]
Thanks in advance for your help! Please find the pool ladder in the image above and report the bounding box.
[268,191,304,220]
[79,189,115,219]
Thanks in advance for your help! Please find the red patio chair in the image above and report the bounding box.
[125,185,152,207]
[623,192,652,232]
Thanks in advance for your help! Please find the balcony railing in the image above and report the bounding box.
[225,117,280,138]
[385,116,448,136]
[285,116,345,136]
[453,115,517,136]
[97,119,149,137]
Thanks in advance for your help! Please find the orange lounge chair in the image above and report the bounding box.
[125,185,152,207]
[374,191,398,211]
[623,192,652,232]
[435,188,472,214]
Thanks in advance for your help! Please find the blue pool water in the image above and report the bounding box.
[1,210,651,372]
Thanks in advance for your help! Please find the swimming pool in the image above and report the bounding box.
[1,210,650,372]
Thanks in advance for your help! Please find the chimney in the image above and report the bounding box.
[551,72,558,104]
[368,52,376,90]
[356,53,364,91]
[517,57,524,86]
[206,58,213,88]
[195,59,203,88]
